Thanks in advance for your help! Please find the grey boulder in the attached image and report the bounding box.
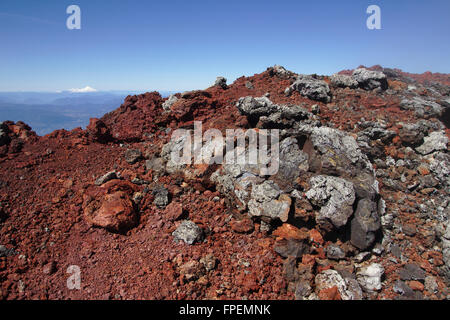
[172,220,204,245]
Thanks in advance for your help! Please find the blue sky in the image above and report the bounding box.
[0,0,449,92]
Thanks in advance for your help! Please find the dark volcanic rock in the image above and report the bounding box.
[350,198,381,250]
[153,185,169,208]
[398,264,427,281]
[289,75,331,102]
[274,239,309,258]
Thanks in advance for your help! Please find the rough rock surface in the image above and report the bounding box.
[351,198,381,250]
[214,77,227,89]
[305,175,355,230]
[82,180,138,233]
[356,263,385,292]
[416,131,448,155]
[172,220,204,245]
[315,269,363,300]
[352,68,388,91]
[162,94,179,111]
[95,171,118,186]
[330,74,358,89]
[288,75,331,103]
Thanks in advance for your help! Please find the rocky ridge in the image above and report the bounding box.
[0,65,449,300]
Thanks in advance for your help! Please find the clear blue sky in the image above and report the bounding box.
[0,0,449,92]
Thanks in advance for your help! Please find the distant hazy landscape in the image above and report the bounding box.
[0,91,174,135]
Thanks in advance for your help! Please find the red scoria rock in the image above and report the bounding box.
[164,202,184,221]
[82,179,138,233]
[230,218,254,233]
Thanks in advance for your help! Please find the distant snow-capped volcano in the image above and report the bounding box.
[68,86,98,93]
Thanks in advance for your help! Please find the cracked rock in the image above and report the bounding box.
[306,175,355,230]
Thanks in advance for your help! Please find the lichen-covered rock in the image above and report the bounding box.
[356,122,396,159]
[172,220,204,245]
[425,152,450,186]
[248,181,291,223]
[352,68,388,90]
[236,96,314,129]
[145,157,165,176]
[153,185,169,208]
[326,244,346,260]
[272,137,309,191]
[297,125,375,178]
[289,75,331,102]
[399,122,427,146]
[161,130,191,174]
[415,130,448,155]
[330,74,358,88]
[211,162,265,211]
[268,65,295,79]
[162,94,178,111]
[400,96,443,118]
[306,175,356,230]
[235,96,278,119]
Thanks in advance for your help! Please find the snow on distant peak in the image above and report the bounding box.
[68,86,98,93]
